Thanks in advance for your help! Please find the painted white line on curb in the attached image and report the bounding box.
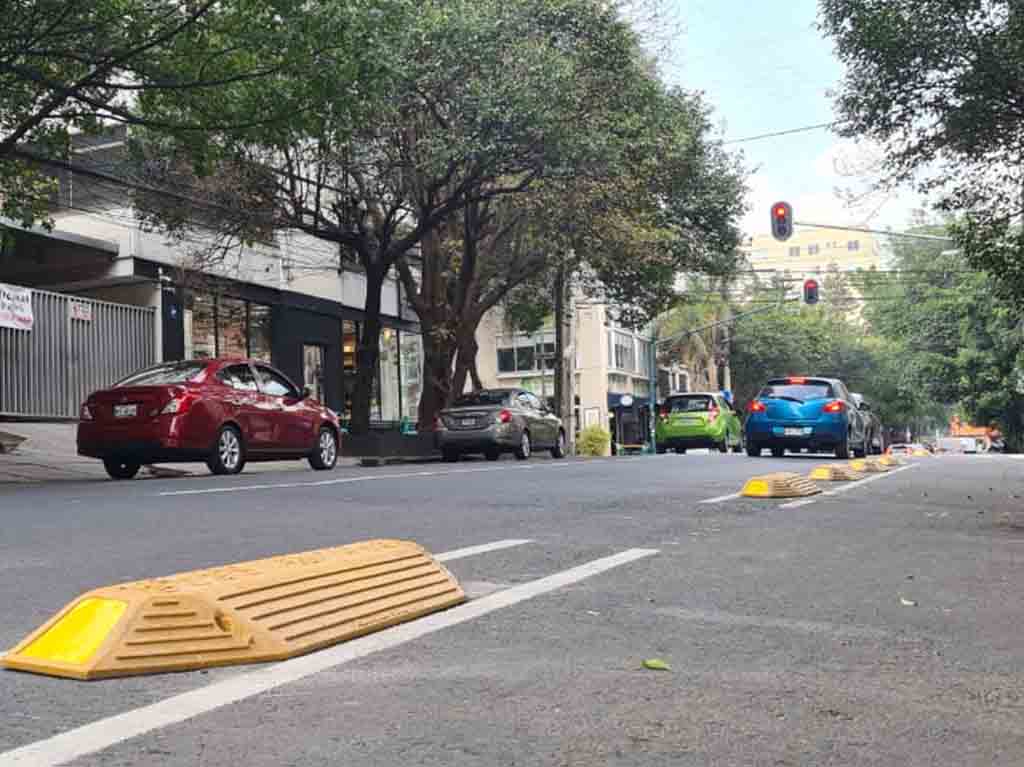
[434,539,533,562]
[779,463,919,509]
[699,492,742,504]
[156,460,576,497]
[0,547,657,767]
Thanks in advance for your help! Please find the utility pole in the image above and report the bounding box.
[553,261,575,453]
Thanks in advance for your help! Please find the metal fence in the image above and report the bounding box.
[0,286,156,419]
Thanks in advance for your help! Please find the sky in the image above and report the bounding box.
[649,0,925,239]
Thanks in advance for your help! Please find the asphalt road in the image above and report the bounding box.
[1,451,1023,766]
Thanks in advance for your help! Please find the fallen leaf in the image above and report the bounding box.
[642,658,672,671]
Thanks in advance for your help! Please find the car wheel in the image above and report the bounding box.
[208,425,245,475]
[678,448,687,454]
[514,431,531,460]
[771,447,785,458]
[746,443,762,457]
[717,438,729,453]
[103,458,141,480]
[485,449,501,461]
[656,445,667,455]
[551,430,566,459]
[442,449,460,463]
[835,432,851,459]
[309,427,338,471]
[732,438,744,454]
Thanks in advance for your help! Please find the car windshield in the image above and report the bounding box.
[452,391,510,407]
[760,381,834,402]
[113,362,206,387]
[667,396,713,412]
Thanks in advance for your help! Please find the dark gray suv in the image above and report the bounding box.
[437,388,566,462]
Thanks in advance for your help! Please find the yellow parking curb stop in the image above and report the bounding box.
[808,464,866,482]
[2,539,465,680]
[877,455,902,467]
[741,472,821,498]
[849,458,889,473]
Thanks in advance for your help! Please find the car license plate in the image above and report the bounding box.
[113,404,137,418]
[784,427,804,436]
[461,418,476,427]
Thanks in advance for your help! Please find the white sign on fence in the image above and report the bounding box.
[0,282,33,331]
[70,301,93,322]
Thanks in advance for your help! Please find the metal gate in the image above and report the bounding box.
[0,285,156,419]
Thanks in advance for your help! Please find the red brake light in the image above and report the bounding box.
[659,406,669,420]
[787,376,807,384]
[823,400,845,413]
[747,400,767,413]
[79,403,93,421]
[708,405,720,421]
[499,409,512,424]
[160,391,197,416]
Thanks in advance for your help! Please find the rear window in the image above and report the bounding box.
[666,395,714,412]
[760,380,834,402]
[114,362,207,387]
[453,391,510,407]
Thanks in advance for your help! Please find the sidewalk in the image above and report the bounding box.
[0,423,362,484]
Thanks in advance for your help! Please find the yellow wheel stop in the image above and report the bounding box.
[3,539,465,680]
[741,472,821,498]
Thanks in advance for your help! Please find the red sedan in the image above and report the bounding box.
[78,359,341,479]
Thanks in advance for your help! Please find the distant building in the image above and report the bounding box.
[741,226,887,283]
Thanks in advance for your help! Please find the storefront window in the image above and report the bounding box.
[379,327,400,422]
[400,331,423,421]
[187,293,216,359]
[249,303,272,361]
[217,297,247,359]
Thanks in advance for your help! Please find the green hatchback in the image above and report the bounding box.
[655,392,743,454]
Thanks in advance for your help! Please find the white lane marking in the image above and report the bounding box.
[157,460,575,497]
[0,548,658,767]
[699,492,742,504]
[434,539,533,562]
[779,463,919,509]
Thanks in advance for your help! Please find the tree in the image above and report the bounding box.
[820,0,1024,299]
[0,0,305,226]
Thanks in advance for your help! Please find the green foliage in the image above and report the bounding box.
[577,425,611,457]
[820,0,1024,299]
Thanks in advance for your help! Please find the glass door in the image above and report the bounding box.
[303,344,325,403]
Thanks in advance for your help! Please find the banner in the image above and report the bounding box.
[0,282,33,331]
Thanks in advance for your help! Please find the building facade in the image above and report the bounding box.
[0,131,424,425]
[742,226,886,285]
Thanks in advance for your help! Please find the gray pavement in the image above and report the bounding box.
[1,452,1023,765]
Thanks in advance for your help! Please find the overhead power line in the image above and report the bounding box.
[722,122,837,145]
[793,221,956,242]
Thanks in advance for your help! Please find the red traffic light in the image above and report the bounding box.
[770,201,793,241]
[803,278,820,305]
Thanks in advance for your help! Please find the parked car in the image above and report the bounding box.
[851,393,885,454]
[78,359,341,479]
[437,388,565,462]
[744,376,868,458]
[886,443,914,456]
[655,392,743,454]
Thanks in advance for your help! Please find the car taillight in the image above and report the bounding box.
[823,400,845,413]
[161,392,196,416]
[708,406,720,421]
[497,409,512,424]
[747,400,766,413]
[658,407,669,420]
[80,403,93,421]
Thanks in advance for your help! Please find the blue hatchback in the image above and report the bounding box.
[744,376,868,459]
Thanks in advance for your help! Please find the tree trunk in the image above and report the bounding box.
[349,266,385,436]
[417,321,456,429]
[451,332,480,398]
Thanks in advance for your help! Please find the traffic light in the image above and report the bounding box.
[803,278,820,305]
[771,201,793,241]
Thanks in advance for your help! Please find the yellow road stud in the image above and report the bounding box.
[741,472,821,498]
[808,464,866,482]
[3,539,465,680]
